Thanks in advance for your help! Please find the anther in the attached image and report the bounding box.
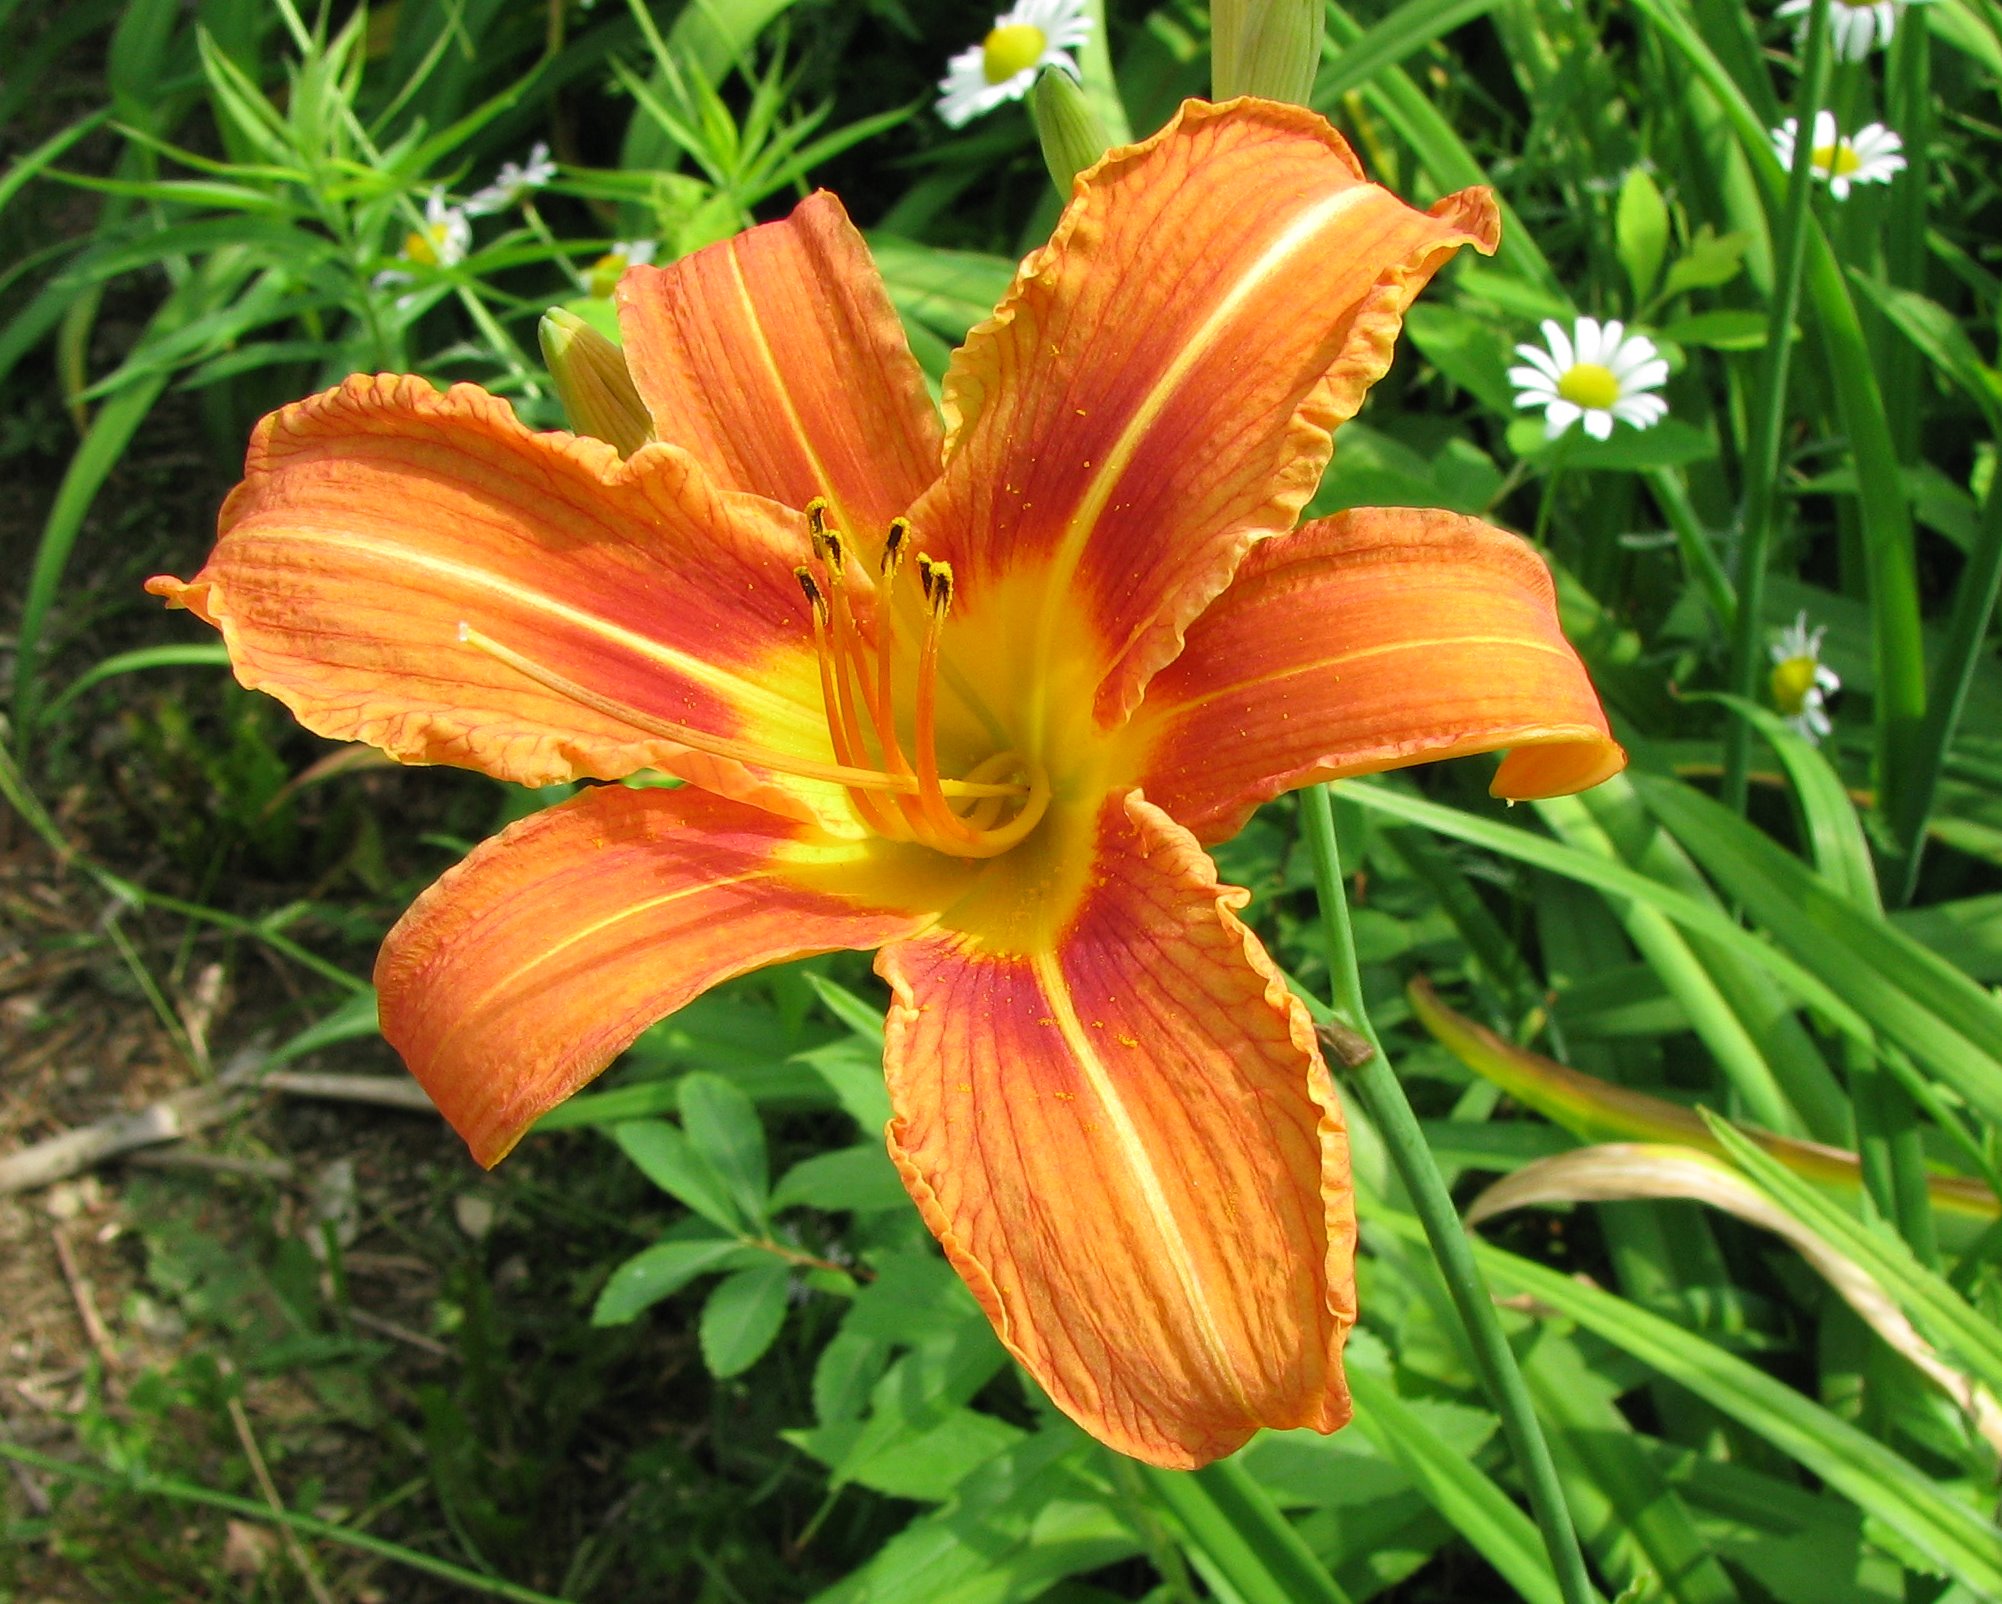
[794,566,827,618]
[883,517,910,575]
[805,497,830,537]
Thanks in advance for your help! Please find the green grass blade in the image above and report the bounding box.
[1465,1235,2002,1594]
[1140,1458,1355,1604]
[1344,1369,1567,1604]
[1632,773,2002,1123]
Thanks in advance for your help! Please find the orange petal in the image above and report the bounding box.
[616,191,943,547]
[380,782,964,1167]
[877,790,1355,1468]
[907,98,1498,738]
[147,374,850,824]
[1128,507,1626,844]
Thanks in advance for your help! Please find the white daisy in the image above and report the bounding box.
[1773,0,1930,61]
[373,189,472,288]
[1771,112,1906,200]
[938,0,1092,129]
[465,141,557,216]
[1509,317,1670,442]
[1769,611,1841,743]
[585,239,657,299]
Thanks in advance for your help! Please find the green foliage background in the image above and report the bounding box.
[3,0,2000,1598]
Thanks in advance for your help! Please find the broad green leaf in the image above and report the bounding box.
[1507,415,1718,470]
[678,1072,769,1226]
[1659,309,1781,349]
[1403,302,1518,415]
[1659,227,1752,298]
[771,1144,908,1214]
[804,1430,1134,1604]
[592,1231,762,1327]
[698,1261,791,1378]
[1616,167,1670,303]
[610,1119,742,1232]
[787,1408,1023,1502]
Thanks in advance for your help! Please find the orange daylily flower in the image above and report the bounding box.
[150,99,1624,1468]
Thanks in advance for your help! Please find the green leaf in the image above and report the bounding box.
[1633,773,2002,1123]
[609,1119,742,1232]
[804,1430,1133,1604]
[771,1144,908,1214]
[1344,1369,1564,1604]
[1616,168,1670,303]
[698,1262,791,1378]
[677,1073,769,1226]
[1508,416,1718,470]
[787,1408,1023,1502]
[1469,1231,2002,1595]
[1403,302,1518,415]
[1658,309,1783,350]
[1706,1116,2002,1399]
[1658,227,1751,298]
[592,1231,762,1327]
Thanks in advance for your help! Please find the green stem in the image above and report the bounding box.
[0,1441,574,1604]
[1720,0,1833,814]
[1890,466,2002,903]
[1299,786,1601,1604]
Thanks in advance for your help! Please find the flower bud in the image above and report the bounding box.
[537,308,654,458]
[1029,66,1110,195]
[1212,0,1321,106]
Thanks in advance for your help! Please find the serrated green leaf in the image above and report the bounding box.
[699,1261,791,1378]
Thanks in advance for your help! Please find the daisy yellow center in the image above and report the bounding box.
[1812,142,1863,176]
[983,23,1047,83]
[403,224,450,266]
[1770,655,1820,714]
[1556,362,1621,411]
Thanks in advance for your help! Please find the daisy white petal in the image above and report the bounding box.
[1544,399,1584,438]
[1509,315,1672,442]
[937,0,1091,127]
[1540,318,1575,371]
[1514,343,1565,383]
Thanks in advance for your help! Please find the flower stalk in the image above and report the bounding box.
[1720,0,1834,815]
[1300,784,1599,1604]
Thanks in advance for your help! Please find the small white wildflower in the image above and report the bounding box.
[1773,0,1931,61]
[373,189,472,288]
[585,239,657,299]
[1771,112,1906,199]
[1509,317,1670,442]
[465,142,557,216]
[938,0,1091,128]
[1769,611,1841,743]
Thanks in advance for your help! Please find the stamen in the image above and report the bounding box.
[910,560,985,847]
[456,623,1024,802]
